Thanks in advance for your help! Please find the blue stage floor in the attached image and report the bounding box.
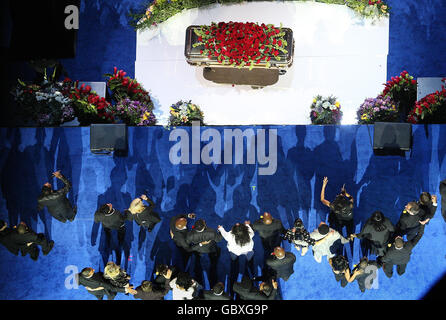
[0,125,445,300]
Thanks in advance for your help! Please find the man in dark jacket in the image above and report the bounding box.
[252,212,285,256]
[10,222,54,260]
[381,225,424,278]
[203,282,232,300]
[186,219,223,286]
[395,201,425,241]
[169,213,195,269]
[94,203,126,245]
[418,192,438,224]
[265,246,296,281]
[352,257,380,292]
[77,267,136,300]
[0,220,20,256]
[37,171,76,223]
[153,264,179,289]
[440,179,446,223]
[126,194,161,232]
[233,275,278,300]
[134,269,171,300]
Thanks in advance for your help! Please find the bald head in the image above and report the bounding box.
[395,237,404,249]
[175,217,187,230]
[274,247,285,259]
[262,212,273,225]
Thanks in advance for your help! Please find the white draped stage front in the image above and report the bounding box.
[135,1,389,125]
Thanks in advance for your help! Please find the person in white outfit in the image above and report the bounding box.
[310,222,351,263]
[218,221,255,275]
[169,272,198,300]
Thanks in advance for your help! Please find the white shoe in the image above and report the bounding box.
[315,255,322,263]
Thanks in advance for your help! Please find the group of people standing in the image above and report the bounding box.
[0,170,445,300]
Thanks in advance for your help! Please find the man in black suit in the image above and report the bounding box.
[203,282,232,300]
[94,203,126,245]
[153,264,179,289]
[352,257,380,293]
[10,222,54,260]
[134,269,171,300]
[252,212,285,257]
[441,179,446,223]
[126,194,161,232]
[233,275,278,300]
[77,267,136,300]
[395,201,426,241]
[265,246,296,281]
[381,226,424,278]
[418,192,438,225]
[169,213,195,269]
[186,219,223,286]
[0,220,20,256]
[37,171,76,223]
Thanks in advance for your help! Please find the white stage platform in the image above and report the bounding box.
[135,1,389,125]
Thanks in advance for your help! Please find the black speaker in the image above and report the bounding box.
[90,124,127,156]
[373,122,412,152]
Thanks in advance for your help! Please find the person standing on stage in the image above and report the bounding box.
[134,272,171,300]
[10,222,54,261]
[0,220,20,256]
[94,203,127,245]
[218,221,256,275]
[233,275,278,300]
[350,211,395,256]
[252,212,285,256]
[395,201,425,241]
[265,246,296,281]
[169,271,199,300]
[169,213,195,269]
[126,194,161,232]
[328,255,363,288]
[418,192,438,225]
[320,177,355,237]
[310,222,351,263]
[77,267,136,300]
[154,264,179,289]
[37,170,77,223]
[381,229,424,278]
[288,218,316,256]
[186,218,223,287]
[203,282,232,300]
[351,257,380,293]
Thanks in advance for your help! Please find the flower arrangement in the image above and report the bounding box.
[357,95,398,124]
[131,0,389,31]
[110,98,157,126]
[168,100,205,126]
[192,21,288,70]
[61,78,114,125]
[407,78,446,124]
[11,69,74,126]
[310,95,343,125]
[105,68,155,108]
[380,70,417,119]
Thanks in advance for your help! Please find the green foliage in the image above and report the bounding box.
[131,0,390,31]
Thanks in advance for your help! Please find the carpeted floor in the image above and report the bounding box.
[0,125,445,299]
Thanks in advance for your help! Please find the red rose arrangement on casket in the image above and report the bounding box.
[192,21,288,70]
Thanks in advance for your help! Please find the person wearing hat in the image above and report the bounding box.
[350,211,395,256]
[233,275,278,300]
[381,227,424,278]
[186,218,223,287]
[252,212,285,258]
[351,257,380,292]
[0,220,20,256]
[37,170,77,223]
[169,212,196,269]
[126,194,161,233]
[328,255,363,288]
[440,179,446,223]
[395,201,425,241]
[310,222,351,263]
[265,246,296,281]
[202,282,232,300]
